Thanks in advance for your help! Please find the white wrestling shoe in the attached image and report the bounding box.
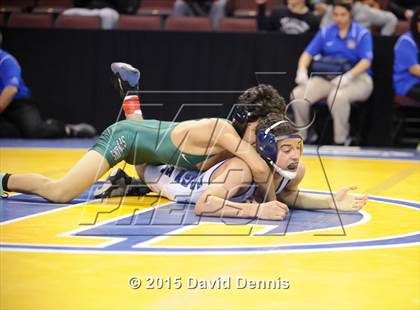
[111,62,141,99]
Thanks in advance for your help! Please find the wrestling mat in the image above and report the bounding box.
[1,139,419,310]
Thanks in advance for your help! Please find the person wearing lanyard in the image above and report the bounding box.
[291,0,373,145]
[393,8,420,102]
[320,0,397,36]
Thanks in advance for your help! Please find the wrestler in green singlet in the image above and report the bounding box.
[92,119,210,170]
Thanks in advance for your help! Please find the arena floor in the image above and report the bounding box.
[0,139,419,310]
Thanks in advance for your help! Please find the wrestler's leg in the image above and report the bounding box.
[5,150,109,203]
[135,164,146,180]
[123,95,144,121]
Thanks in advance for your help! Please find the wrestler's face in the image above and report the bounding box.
[275,138,302,172]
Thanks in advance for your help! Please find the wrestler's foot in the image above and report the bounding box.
[111,62,140,99]
[94,168,150,199]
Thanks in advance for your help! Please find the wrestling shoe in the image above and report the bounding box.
[111,62,141,99]
[94,168,150,199]
[0,173,8,199]
[67,123,97,138]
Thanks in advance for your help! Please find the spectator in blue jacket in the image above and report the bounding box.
[393,8,420,102]
[291,0,373,145]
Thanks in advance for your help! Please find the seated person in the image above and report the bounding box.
[172,0,229,30]
[321,0,398,35]
[389,0,418,20]
[393,8,420,102]
[62,0,141,29]
[291,0,373,145]
[0,46,96,138]
[257,0,321,34]
[97,114,368,220]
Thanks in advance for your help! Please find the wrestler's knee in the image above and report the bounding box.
[45,180,76,203]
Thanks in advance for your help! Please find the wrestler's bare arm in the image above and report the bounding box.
[278,163,368,211]
[212,121,277,202]
[195,158,288,221]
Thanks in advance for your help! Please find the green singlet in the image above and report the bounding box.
[92,119,211,170]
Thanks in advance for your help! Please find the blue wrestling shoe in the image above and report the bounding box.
[111,62,141,99]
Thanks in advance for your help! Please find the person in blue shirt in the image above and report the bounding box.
[291,0,373,145]
[393,8,420,102]
[0,45,96,138]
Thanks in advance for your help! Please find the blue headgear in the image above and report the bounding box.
[256,120,303,179]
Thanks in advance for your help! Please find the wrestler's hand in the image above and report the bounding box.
[257,201,289,220]
[330,185,368,211]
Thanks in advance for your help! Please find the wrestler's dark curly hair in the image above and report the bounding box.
[233,84,287,137]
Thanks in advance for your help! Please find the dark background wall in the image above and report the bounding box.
[2,29,395,146]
